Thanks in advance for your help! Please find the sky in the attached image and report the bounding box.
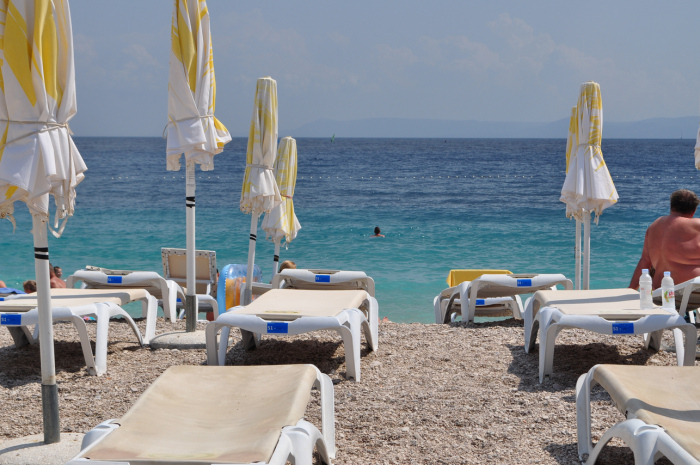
[68,1,700,137]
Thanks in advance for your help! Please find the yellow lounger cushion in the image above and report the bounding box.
[533,288,671,320]
[233,288,369,320]
[593,365,700,461]
[446,269,511,287]
[82,365,318,464]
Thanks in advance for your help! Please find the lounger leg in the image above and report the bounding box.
[93,310,110,376]
[678,325,697,367]
[365,298,379,352]
[314,372,336,460]
[539,312,561,383]
[144,295,157,345]
[339,313,362,382]
[218,326,231,366]
[512,295,523,319]
[65,315,98,376]
[240,329,260,351]
[644,330,663,351]
[205,322,221,365]
[576,368,597,459]
[164,280,180,322]
[6,326,32,347]
[522,297,538,353]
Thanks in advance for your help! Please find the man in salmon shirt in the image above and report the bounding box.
[629,189,700,289]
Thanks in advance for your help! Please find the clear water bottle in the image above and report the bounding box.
[661,271,675,311]
[639,269,653,310]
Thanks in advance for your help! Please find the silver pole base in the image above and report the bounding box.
[41,383,60,444]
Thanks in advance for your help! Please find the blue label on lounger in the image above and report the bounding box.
[612,323,634,334]
[267,322,288,334]
[107,276,122,284]
[315,275,331,283]
[0,297,4,301]
[1,314,21,325]
[476,299,485,306]
[516,279,532,287]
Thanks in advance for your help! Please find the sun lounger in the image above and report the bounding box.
[0,289,147,375]
[207,287,378,382]
[161,248,218,318]
[434,270,573,324]
[523,288,697,383]
[273,268,376,296]
[66,266,183,322]
[652,276,700,323]
[576,364,700,464]
[65,364,335,465]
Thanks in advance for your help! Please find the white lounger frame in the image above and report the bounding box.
[653,276,700,324]
[66,366,336,465]
[0,302,143,376]
[67,268,181,323]
[523,300,696,383]
[208,269,379,382]
[434,273,573,324]
[576,365,700,465]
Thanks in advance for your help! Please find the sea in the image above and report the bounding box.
[0,137,698,323]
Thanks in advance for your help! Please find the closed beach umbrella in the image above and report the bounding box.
[0,0,86,442]
[166,0,231,330]
[564,106,583,290]
[262,136,301,277]
[241,77,281,304]
[560,81,618,289]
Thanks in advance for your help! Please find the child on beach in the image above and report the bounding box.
[23,280,36,293]
[279,260,296,272]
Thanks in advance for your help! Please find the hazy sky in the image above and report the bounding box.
[69,1,700,137]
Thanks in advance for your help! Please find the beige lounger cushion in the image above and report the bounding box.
[233,288,369,321]
[0,289,148,313]
[472,274,555,298]
[593,365,700,461]
[533,289,672,320]
[83,365,318,464]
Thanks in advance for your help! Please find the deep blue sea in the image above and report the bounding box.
[1,137,698,323]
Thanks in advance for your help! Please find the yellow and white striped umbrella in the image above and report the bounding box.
[166,0,230,171]
[0,0,86,232]
[694,122,700,169]
[240,77,281,215]
[0,0,84,441]
[564,106,577,218]
[560,81,618,223]
[262,136,301,245]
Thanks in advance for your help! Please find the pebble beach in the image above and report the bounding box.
[0,316,687,464]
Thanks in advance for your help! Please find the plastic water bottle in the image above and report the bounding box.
[661,271,675,311]
[639,269,653,310]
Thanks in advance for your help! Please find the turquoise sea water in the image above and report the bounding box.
[0,137,697,323]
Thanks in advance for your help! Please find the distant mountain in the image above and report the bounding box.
[290,116,699,139]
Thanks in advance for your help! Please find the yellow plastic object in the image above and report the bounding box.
[446,269,512,287]
[225,277,245,309]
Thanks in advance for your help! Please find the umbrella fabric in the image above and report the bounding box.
[262,136,301,246]
[560,81,618,224]
[240,77,281,214]
[166,0,230,171]
[564,106,577,218]
[695,123,700,169]
[0,0,86,233]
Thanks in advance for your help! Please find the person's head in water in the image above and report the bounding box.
[372,227,385,238]
[670,189,700,215]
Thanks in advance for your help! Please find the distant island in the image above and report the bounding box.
[288,116,699,139]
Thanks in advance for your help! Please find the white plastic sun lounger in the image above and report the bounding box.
[576,364,700,465]
[0,289,147,376]
[67,266,183,322]
[523,289,697,383]
[65,364,335,465]
[434,272,573,324]
[652,276,700,324]
[207,288,378,382]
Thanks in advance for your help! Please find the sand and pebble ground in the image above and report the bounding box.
[0,316,688,464]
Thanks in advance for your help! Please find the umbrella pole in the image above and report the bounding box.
[575,219,581,290]
[185,162,197,332]
[32,214,60,444]
[583,211,591,290]
[244,212,259,305]
[272,239,281,280]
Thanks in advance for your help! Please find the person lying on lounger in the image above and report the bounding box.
[629,189,700,289]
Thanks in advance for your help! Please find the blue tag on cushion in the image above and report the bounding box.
[516,279,532,287]
[612,323,634,334]
[107,276,123,284]
[1,314,21,325]
[315,275,330,283]
[476,299,485,305]
[267,322,288,334]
